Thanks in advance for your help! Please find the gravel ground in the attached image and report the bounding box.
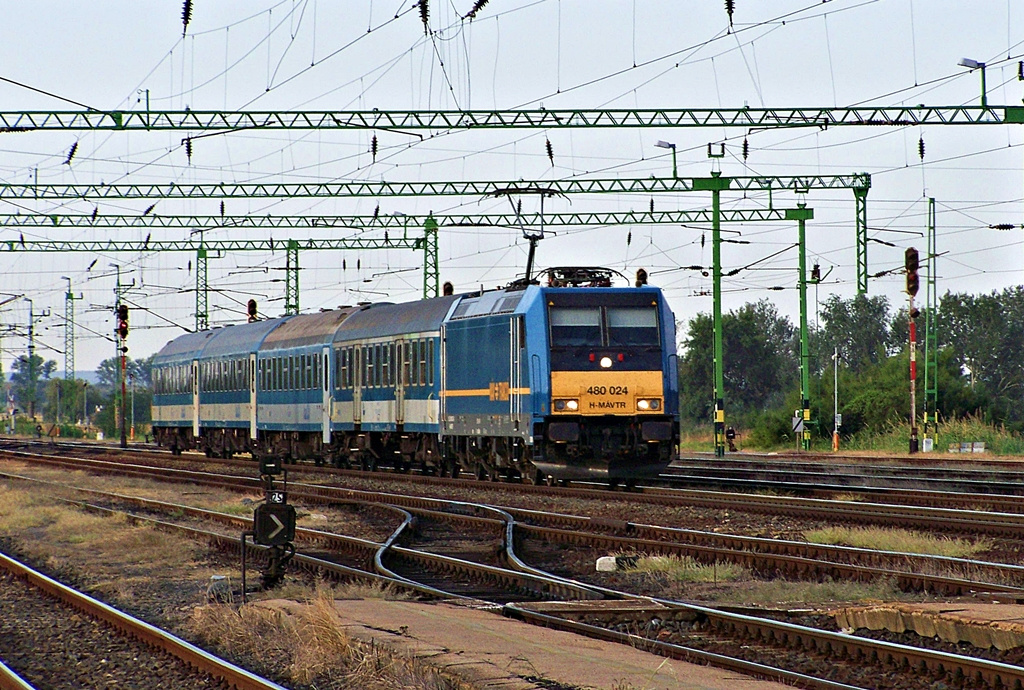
[0,566,230,690]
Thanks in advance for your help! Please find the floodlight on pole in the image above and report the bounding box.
[654,140,677,178]
[958,58,988,108]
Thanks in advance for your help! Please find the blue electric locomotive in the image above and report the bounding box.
[152,268,679,482]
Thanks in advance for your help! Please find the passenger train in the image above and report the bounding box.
[151,268,679,484]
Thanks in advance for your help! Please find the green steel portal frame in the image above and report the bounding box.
[0,174,870,199]
[0,173,872,288]
[1,206,802,333]
[0,106,1021,131]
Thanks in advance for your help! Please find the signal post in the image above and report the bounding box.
[905,248,921,453]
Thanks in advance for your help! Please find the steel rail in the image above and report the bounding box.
[0,550,290,690]
[0,661,34,690]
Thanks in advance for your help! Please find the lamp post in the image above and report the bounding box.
[655,140,678,178]
[958,58,988,108]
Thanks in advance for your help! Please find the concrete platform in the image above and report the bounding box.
[276,599,794,689]
[833,601,1024,651]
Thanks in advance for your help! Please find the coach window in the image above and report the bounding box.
[299,354,306,389]
[409,341,418,387]
[309,354,315,389]
[428,339,435,386]
[417,339,425,386]
[372,344,380,387]
[347,347,354,388]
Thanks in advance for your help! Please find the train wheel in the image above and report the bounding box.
[450,463,461,479]
[608,478,621,491]
[625,479,638,492]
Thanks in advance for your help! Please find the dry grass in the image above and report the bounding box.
[804,526,990,558]
[830,492,866,502]
[189,587,467,689]
[628,555,748,583]
[711,577,902,605]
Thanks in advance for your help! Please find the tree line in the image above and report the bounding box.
[677,288,1024,443]
[4,353,153,438]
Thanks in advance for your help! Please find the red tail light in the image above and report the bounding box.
[589,353,595,362]
[617,353,625,362]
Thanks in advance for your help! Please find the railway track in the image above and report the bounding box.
[0,550,287,690]
[6,452,1024,687]
[4,447,1024,596]
[20,438,1024,514]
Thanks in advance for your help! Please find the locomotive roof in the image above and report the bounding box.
[151,329,219,365]
[200,317,291,357]
[262,307,361,350]
[333,295,460,342]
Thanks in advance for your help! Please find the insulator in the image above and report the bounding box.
[742,137,749,160]
[371,134,378,161]
[373,204,380,220]
[91,207,98,221]
[1019,61,1023,81]
[725,0,735,26]
[627,231,632,246]
[185,138,193,163]
[700,233,705,249]
[220,200,225,217]
[384,230,389,243]
[143,203,155,216]
[419,0,429,34]
[517,199,522,216]
[343,259,347,271]
[182,0,193,36]
[918,136,925,161]
[357,259,361,270]
[545,138,554,166]
[649,198,654,214]
[64,141,78,165]
[464,0,489,20]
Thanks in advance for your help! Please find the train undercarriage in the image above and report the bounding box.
[153,415,676,485]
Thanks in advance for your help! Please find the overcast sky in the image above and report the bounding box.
[1,0,1022,373]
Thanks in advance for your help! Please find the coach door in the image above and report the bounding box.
[510,316,524,432]
[395,339,405,425]
[321,347,331,443]
[191,359,200,438]
[352,346,362,425]
[249,353,258,440]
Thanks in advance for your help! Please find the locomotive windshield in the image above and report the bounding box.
[607,306,659,346]
[549,305,659,347]
[550,307,602,346]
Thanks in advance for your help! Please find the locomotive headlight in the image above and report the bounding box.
[637,399,650,410]
[599,356,613,368]
[566,399,579,411]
